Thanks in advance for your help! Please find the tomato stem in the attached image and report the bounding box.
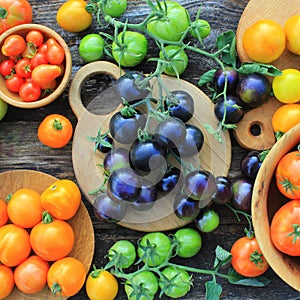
[288,224,300,244]
[0,7,8,19]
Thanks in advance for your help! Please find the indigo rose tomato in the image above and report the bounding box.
[240,151,262,181]
[157,166,183,194]
[173,193,200,221]
[212,67,239,94]
[108,240,136,269]
[231,178,253,212]
[79,33,105,63]
[103,147,130,173]
[195,209,220,233]
[211,176,232,205]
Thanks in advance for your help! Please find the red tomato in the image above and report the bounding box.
[26,29,44,47]
[15,58,32,78]
[46,37,65,65]
[230,236,269,277]
[0,59,15,77]
[38,43,48,55]
[31,64,62,87]
[1,34,26,56]
[30,52,48,69]
[0,265,14,299]
[5,73,24,92]
[19,81,41,102]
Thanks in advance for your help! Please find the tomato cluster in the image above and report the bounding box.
[0,179,86,298]
[0,29,65,102]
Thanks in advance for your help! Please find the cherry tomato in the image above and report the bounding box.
[37,114,73,148]
[46,37,65,65]
[272,69,300,104]
[22,42,37,59]
[30,52,48,69]
[30,212,75,261]
[230,236,269,277]
[190,19,211,40]
[271,199,300,256]
[0,59,15,77]
[0,0,32,34]
[1,34,26,56]
[41,179,81,220]
[0,265,14,299]
[79,33,105,63]
[0,199,8,226]
[7,188,43,228]
[15,58,32,78]
[242,19,286,63]
[86,267,119,300]
[102,0,127,17]
[47,257,87,297]
[284,14,300,55]
[56,0,93,33]
[19,81,41,102]
[108,240,136,269]
[40,79,57,91]
[38,43,48,55]
[31,64,62,87]
[26,29,44,47]
[14,255,49,294]
[195,209,220,233]
[0,223,31,267]
[275,150,300,199]
[5,73,24,92]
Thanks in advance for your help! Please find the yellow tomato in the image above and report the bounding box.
[242,19,286,63]
[56,0,92,33]
[272,104,300,133]
[284,14,300,55]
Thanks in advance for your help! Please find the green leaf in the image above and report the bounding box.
[198,69,217,87]
[213,245,232,268]
[216,30,236,66]
[237,62,282,76]
[205,280,222,300]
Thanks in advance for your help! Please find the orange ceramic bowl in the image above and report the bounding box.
[0,24,72,109]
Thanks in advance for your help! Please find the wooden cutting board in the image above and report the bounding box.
[69,61,232,232]
[234,0,300,150]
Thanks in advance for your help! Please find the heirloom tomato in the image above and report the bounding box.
[79,33,105,62]
[195,209,220,233]
[38,114,73,148]
[0,0,32,34]
[146,1,190,42]
[284,14,300,55]
[56,0,92,32]
[0,223,31,267]
[271,199,300,256]
[230,236,268,277]
[46,37,65,65]
[1,34,26,56]
[47,257,86,297]
[275,151,300,199]
[41,179,81,220]
[0,199,8,226]
[31,64,62,87]
[242,19,286,63]
[112,31,148,67]
[7,187,42,228]
[102,0,127,17]
[0,265,14,299]
[14,255,49,294]
[86,268,119,300]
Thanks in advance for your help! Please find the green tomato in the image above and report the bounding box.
[0,99,8,121]
[159,45,188,76]
[195,209,220,233]
[108,240,136,269]
[79,34,105,62]
[147,1,190,42]
[137,232,171,267]
[125,271,159,300]
[103,0,127,18]
[159,266,192,298]
[190,19,211,39]
[112,31,148,67]
[174,227,202,258]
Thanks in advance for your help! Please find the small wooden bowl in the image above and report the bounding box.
[252,123,300,291]
[0,24,72,109]
[0,170,94,300]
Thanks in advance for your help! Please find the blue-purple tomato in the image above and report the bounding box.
[173,193,201,221]
[240,151,262,181]
[96,135,113,153]
[213,67,239,94]
[195,209,220,233]
[211,176,232,205]
[231,178,253,212]
[103,147,130,173]
[157,166,183,195]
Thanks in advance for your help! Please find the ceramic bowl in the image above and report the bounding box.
[252,123,300,292]
[0,24,72,109]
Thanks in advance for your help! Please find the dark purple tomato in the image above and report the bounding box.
[96,135,114,153]
[173,124,204,158]
[211,176,232,205]
[173,193,200,221]
[195,209,220,233]
[213,67,239,94]
[214,95,245,124]
[157,166,183,194]
[114,71,150,104]
[231,178,253,212]
[155,117,187,149]
[103,147,130,173]
[237,73,271,108]
[183,170,217,207]
[129,138,168,174]
[165,90,194,123]
[93,192,127,222]
[107,167,141,204]
[131,179,158,211]
[240,151,262,181]
[109,110,146,144]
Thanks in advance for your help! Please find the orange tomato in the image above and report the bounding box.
[41,179,81,220]
[14,255,49,294]
[0,223,31,267]
[7,188,43,228]
[37,114,73,148]
[47,257,87,297]
[284,14,300,55]
[30,212,75,261]
[0,265,14,299]
[0,199,8,226]
[242,19,286,63]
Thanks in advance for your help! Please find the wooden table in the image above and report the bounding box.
[0,0,299,299]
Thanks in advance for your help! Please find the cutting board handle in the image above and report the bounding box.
[68,61,124,119]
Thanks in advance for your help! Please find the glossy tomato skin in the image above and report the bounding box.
[108,240,136,269]
[231,178,253,212]
[240,151,262,181]
[284,14,300,55]
[271,200,300,256]
[26,29,44,47]
[275,151,300,199]
[79,33,105,63]
[5,73,24,92]
[15,58,32,78]
[31,64,62,87]
[211,176,232,205]
[213,67,239,94]
[19,81,41,102]
[157,166,183,195]
[97,135,114,153]
[0,199,8,226]
[173,193,201,221]
[102,0,127,17]
[195,209,220,233]
[190,19,211,40]
[0,265,14,299]
[0,59,15,77]
[230,236,269,277]
[2,34,26,56]
[103,147,130,173]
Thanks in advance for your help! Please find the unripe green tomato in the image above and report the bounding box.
[195,209,220,233]
[0,99,8,121]
[190,19,211,39]
[79,34,105,62]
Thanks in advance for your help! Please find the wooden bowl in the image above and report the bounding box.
[252,123,300,291]
[0,170,94,300]
[0,24,72,109]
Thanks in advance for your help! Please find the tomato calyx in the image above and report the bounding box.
[0,7,8,19]
[52,118,63,131]
[250,250,264,266]
[41,211,53,224]
[50,282,62,296]
[278,178,299,195]
[288,224,300,244]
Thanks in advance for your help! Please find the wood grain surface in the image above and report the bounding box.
[1,0,300,299]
